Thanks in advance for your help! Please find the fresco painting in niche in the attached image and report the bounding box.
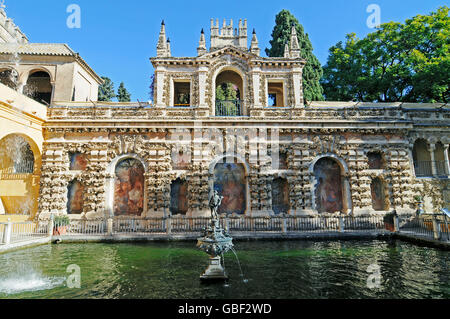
[67,181,84,214]
[214,162,246,215]
[371,178,385,211]
[314,158,343,213]
[272,178,289,214]
[114,159,145,216]
[170,179,188,215]
[172,150,190,170]
[70,153,87,171]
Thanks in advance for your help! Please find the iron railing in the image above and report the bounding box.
[47,215,390,236]
[414,161,447,177]
[0,221,48,245]
[215,100,242,117]
[398,214,450,242]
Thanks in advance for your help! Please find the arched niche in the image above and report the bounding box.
[106,154,147,217]
[271,177,290,214]
[67,180,84,215]
[0,133,40,217]
[24,70,53,105]
[209,155,249,215]
[371,177,387,211]
[310,155,352,214]
[170,178,188,215]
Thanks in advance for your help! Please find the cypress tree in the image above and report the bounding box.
[117,82,131,102]
[98,76,116,102]
[266,10,324,102]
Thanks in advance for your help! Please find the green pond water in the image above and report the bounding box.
[0,239,448,299]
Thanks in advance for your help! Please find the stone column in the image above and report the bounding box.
[428,144,437,177]
[250,66,262,108]
[443,144,450,178]
[197,65,208,108]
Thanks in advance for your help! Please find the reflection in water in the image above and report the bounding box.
[0,240,448,299]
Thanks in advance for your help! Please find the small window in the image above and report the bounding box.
[69,153,87,171]
[267,82,284,107]
[368,152,383,169]
[172,150,190,170]
[173,81,191,107]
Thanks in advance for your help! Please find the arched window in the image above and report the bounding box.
[170,178,188,215]
[215,70,243,116]
[371,177,386,211]
[24,71,52,105]
[67,180,84,214]
[412,139,432,177]
[313,157,344,213]
[272,177,290,214]
[0,69,18,90]
[114,158,145,216]
[213,159,247,215]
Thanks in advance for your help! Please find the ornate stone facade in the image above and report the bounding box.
[36,19,450,220]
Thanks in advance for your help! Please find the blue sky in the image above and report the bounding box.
[5,0,447,102]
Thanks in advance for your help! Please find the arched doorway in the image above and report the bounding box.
[24,70,53,105]
[313,157,347,214]
[212,157,247,215]
[0,134,39,217]
[113,158,145,216]
[412,139,432,177]
[215,69,244,116]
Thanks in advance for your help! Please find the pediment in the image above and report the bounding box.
[199,46,259,61]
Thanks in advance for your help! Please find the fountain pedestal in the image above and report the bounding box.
[200,256,227,280]
[197,219,234,282]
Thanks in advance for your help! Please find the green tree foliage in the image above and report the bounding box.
[321,6,449,103]
[117,82,131,102]
[216,83,239,101]
[98,76,116,102]
[266,9,324,102]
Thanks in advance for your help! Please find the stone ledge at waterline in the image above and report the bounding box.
[51,231,393,243]
[0,236,52,254]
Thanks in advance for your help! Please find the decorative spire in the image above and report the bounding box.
[197,28,207,56]
[250,29,260,56]
[284,42,290,58]
[156,20,171,57]
[289,24,301,58]
[166,38,171,56]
